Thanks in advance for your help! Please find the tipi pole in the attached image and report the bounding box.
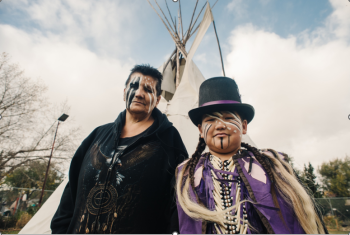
[212,20,226,76]
[176,15,181,88]
[177,9,181,40]
[187,0,199,35]
[163,48,177,73]
[165,0,176,29]
[187,2,207,38]
[179,0,184,40]
[147,0,176,38]
[147,0,188,58]
[176,49,180,88]
[154,0,176,35]
[186,1,219,41]
[212,0,219,9]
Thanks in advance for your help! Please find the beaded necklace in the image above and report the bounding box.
[210,154,248,234]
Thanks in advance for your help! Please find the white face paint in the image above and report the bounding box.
[201,111,244,151]
[202,123,212,144]
[206,111,243,136]
[125,76,143,109]
[125,75,158,113]
[147,93,153,113]
[144,80,157,113]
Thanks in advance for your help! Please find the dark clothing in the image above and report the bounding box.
[51,108,188,234]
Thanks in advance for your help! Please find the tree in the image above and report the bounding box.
[2,161,64,208]
[300,162,323,198]
[318,156,350,197]
[4,161,64,191]
[288,156,322,198]
[0,52,81,182]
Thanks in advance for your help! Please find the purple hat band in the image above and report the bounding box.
[201,100,241,107]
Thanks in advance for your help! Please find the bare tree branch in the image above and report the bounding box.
[0,52,81,182]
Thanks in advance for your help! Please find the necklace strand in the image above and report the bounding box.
[210,155,248,234]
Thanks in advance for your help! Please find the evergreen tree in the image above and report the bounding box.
[302,162,323,198]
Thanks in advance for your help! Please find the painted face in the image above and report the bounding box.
[124,72,158,114]
[200,111,246,154]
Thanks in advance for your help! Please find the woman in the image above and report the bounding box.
[176,77,327,234]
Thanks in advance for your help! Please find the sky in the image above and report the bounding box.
[0,0,349,172]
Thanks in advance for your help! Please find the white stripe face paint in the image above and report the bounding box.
[201,111,244,151]
[125,75,158,113]
[225,111,243,137]
[202,123,212,144]
[147,92,153,113]
[213,112,223,117]
[144,79,157,113]
[206,112,243,136]
[125,76,143,109]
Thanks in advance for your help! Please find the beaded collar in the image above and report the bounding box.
[209,154,248,234]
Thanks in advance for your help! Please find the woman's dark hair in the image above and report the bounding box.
[125,64,163,96]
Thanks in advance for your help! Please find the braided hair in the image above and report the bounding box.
[241,142,275,183]
[185,135,206,190]
[241,143,326,233]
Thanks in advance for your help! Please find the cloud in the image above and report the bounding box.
[226,0,246,18]
[225,0,350,169]
[194,53,207,64]
[3,0,143,57]
[327,0,350,39]
[0,0,137,138]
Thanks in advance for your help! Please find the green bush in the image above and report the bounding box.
[26,206,38,216]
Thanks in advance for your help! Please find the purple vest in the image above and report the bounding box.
[176,152,306,234]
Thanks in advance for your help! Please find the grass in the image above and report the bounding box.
[1,229,20,234]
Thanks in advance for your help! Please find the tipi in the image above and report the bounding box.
[19,1,256,233]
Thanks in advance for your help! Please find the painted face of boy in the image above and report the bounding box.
[124,72,161,114]
[198,111,248,154]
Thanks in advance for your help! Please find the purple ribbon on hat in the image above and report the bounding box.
[201,100,240,107]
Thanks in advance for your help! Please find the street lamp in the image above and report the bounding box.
[38,114,69,207]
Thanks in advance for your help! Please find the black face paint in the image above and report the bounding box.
[220,137,223,149]
[203,124,208,142]
[125,77,141,109]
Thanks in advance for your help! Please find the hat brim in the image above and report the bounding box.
[188,103,255,126]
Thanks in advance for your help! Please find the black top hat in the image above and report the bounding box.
[188,77,255,126]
